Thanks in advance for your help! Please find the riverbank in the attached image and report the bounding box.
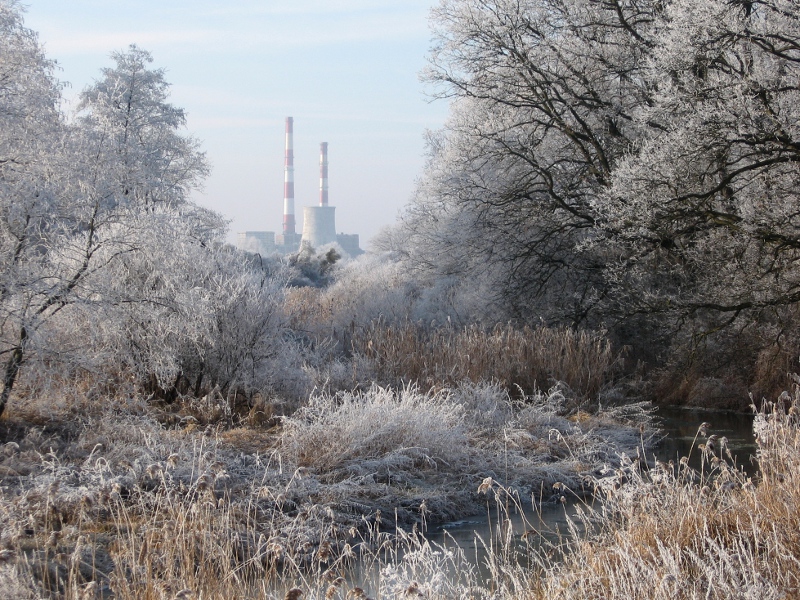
[3,377,792,599]
[0,382,655,598]
[484,392,800,599]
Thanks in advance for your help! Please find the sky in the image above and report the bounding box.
[20,0,449,248]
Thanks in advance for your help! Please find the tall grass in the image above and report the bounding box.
[482,387,800,599]
[0,381,655,598]
[280,385,467,475]
[350,322,616,402]
[0,408,375,599]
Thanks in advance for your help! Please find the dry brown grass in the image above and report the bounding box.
[493,389,800,600]
[283,284,619,404]
[0,404,379,599]
[351,322,616,402]
[0,380,654,599]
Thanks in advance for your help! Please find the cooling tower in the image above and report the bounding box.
[301,140,336,249]
[302,206,337,249]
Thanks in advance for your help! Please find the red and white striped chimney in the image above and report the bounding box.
[283,117,295,235]
[319,142,329,207]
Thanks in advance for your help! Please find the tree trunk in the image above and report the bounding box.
[0,327,27,418]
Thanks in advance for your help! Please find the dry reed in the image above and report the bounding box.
[0,378,656,598]
[483,386,800,600]
[350,322,616,402]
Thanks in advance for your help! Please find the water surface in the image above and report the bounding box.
[654,406,757,474]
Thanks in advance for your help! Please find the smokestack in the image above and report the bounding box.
[283,117,295,235]
[319,142,329,207]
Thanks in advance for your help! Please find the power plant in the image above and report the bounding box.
[237,117,363,258]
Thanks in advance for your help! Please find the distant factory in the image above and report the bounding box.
[237,117,363,257]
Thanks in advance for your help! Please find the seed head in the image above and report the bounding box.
[477,477,493,494]
[317,541,331,562]
[46,530,61,549]
[195,474,212,491]
[81,581,98,599]
[47,480,60,500]
[322,569,339,583]
[285,588,303,600]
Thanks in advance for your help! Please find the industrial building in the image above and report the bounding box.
[237,117,363,258]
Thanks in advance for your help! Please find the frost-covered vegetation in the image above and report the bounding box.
[0,383,655,598]
[3,0,800,597]
[386,0,800,406]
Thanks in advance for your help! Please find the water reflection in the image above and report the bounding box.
[654,406,757,474]
[427,500,576,585]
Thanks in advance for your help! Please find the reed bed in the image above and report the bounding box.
[350,322,616,402]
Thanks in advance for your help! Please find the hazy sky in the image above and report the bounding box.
[21,0,448,248]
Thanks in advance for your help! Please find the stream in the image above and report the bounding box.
[420,406,758,588]
[655,406,757,473]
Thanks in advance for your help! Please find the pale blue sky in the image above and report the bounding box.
[21,0,447,247]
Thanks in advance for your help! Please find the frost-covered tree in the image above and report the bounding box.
[98,213,289,402]
[398,0,660,326]
[0,7,213,415]
[76,44,208,210]
[0,0,74,414]
[600,0,800,331]
[402,0,800,358]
